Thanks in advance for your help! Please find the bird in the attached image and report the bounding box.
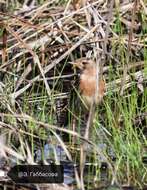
[71,58,105,108]
[71,58,106,188]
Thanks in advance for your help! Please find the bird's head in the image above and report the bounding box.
[70,58,95,71]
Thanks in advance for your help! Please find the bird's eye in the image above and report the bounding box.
[82,60,88,65]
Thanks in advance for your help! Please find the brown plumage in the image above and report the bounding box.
[72,58,105,107]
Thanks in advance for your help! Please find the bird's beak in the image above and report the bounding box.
[69,61,79,69]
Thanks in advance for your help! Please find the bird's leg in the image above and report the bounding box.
[80,99,96,190]
[71,117,76,145]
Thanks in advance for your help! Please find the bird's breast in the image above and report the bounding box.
[80,74,96,96]
[80,73,105,105]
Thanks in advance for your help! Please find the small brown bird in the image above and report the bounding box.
[72,58,105,108]
[71,58,105,185]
